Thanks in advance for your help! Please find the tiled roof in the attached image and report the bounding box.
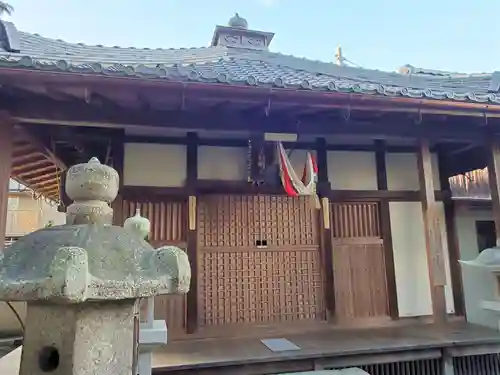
[0,30,499,104]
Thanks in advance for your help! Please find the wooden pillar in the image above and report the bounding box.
[487,137,500,246]
[417,138,448,323]
[111,130,125,225]
[437,148,465,316]
[315,137,335,320]
[0,121,12,250]
[57,171,72,212]
[249,134,263,183]
[375,140,399,319]
[185,132,198,334]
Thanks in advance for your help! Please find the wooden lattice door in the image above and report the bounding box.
[330,202,389,322]
[121,198,187,338]
[198,195,325,329]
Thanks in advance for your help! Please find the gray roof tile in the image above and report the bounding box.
[0,31,498,104]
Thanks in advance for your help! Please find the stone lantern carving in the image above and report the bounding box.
[0,157,191,375]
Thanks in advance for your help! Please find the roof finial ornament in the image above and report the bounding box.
[229,12,248,29]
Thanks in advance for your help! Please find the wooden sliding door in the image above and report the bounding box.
[330,202,390,323]
[197,195,326,333]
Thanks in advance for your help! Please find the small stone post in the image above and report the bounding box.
[0,157,191,375]
[123,209,168,375]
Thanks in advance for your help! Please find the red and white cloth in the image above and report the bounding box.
[276,141,318,197]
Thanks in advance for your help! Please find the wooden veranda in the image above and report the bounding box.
[151,321,500,375]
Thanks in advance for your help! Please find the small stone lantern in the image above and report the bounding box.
[123,209,168,375]
[0,157,190,375]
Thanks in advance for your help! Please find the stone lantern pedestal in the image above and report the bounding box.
[0,157,191,375]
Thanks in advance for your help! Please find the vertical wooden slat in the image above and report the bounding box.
[417,138,447,324]
[316,137,335,320]
[438,148,465,317]
[0,121,13,250]
[375,140,399,320]
[186,131,198,334]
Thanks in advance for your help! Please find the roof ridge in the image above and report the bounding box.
[19,30,213,52]
[398,64,491,78]
[235,49,412,85]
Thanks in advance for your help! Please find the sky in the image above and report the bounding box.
[3,0,499,73]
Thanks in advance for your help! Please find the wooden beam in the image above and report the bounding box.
[185,132,198,334]
[2,94,491,142]
[120,183,448,202]
[124,134,442,153]
[3,68,500,115]
[0,119,12,250]
[417,138,448,323]
[17,164,58,179]
[437,148,465,316]
[375,140,399,320]
[27,171,58,184]
[315,137,335,321]
[11,159,52,174]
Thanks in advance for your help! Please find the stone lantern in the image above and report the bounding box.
[460,247,500,330]
[0,157,190,375]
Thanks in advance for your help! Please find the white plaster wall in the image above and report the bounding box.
[198,146,247,181]
[123,143,186,187]
[390,201,455,317]
[454,204,498,329]
[386,153,441,190]
[326,151,377,190]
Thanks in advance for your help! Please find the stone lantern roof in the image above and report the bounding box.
[0,157,191,304]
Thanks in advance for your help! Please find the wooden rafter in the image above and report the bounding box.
[9,126,66,202]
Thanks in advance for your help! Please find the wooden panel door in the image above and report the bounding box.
[121,199,187,338]
[330,202,389,322]
[197,195,325,329]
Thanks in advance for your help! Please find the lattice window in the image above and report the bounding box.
[198,195,318,248]
[199,248,325,326]
[331,202,381,239]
